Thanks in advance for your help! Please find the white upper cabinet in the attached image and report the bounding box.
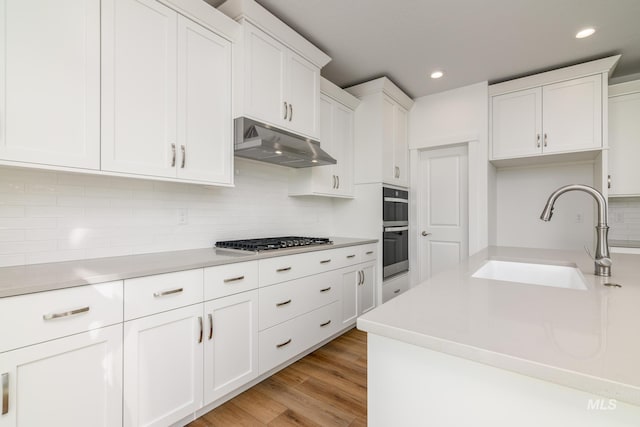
[102,0,234,185]
[491,87,542,159]
[346,77,413,188]
[285,51,320,137]
[240,22,320,138]
[219,0,330,140]
[608,81,640,197]
[243,23,287,127]
[101,0,178,178]
[490,56,619,162]
[0,0,100,169]
[289,78,359,198]
[542,75,602,154]
[177,16,233,184]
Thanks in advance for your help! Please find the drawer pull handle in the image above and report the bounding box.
[276,299,292,307]
[2,373,8,415]
[366,251,374,255]
[347,254,356,259]
[276,338,292,348]
[320,320,331,327]
[208,313,213,340]
[394,289,401,294]
[223,275,245,283]
[42,306,90,321]
[320,259,331,264]
[153,287,183,297]
[276,267,292,272]
[198,316,203,344]
[320,287,332,293]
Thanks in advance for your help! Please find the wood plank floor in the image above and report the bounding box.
[188,328,367,427]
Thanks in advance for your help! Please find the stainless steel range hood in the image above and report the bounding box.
[234,117,336,168]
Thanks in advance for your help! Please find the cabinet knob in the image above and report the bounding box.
[543,133,548,147]
[536,134,541,148]
[171,143,176,167]
[608,175,611,189]
[289,103,293,121]
[181,145,186,168]
[283,101,288,120]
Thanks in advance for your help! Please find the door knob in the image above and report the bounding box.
[421,231,431,236]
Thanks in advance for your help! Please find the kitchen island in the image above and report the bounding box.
[358,246,640,426]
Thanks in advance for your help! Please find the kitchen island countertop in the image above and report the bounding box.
[0,237,377,298]
[358,246,640,405]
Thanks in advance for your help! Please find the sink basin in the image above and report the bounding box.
[472,260,588,290]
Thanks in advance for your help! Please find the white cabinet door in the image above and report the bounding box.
[333,102,354,196]
[101,0,178,177]
[314,96,337,194]
[243,23,286,128]
[286,52,320,138]
[382,96,397,184]
[177,16,233,184]
[0,0,100,169]
[123,305,203,427]
[491,87,542,159]
[0,325,122,427]
[341,267,358,327]
[358,263,376,315]
[393,106,409,187]
[203,290,259,405]
[609,91,640,196]
[542,74,602,154]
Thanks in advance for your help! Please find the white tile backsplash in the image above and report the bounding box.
[0,159,334,267]
[609,198,640,241]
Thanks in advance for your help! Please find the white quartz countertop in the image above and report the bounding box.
[0,237,377,298]
[358,246,640,406]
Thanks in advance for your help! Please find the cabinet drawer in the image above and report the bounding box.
[204,261,258,301]
[259,301,340,375]
[0,281,123,353]
[124,269,203,320]
[259,270,340,330]
[382,274,410,303]
[360,244,377,263]
[259,249,338,286]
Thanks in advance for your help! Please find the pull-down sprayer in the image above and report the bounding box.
[540,184,611,277]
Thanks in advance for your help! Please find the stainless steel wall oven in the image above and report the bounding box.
[383,187,409,279]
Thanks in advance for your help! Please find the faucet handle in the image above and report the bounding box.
[595,257,612,267]
[584,245,594,260]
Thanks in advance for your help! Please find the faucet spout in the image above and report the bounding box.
[539,184,611,276]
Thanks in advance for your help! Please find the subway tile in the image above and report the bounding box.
[0,253,25,267]
[0,229,25,242]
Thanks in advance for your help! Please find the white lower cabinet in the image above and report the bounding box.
[203,290,259,405]
[123,304,204,427]
[341,261,376,327]
[259,301,341,374]
[0,324,123,427]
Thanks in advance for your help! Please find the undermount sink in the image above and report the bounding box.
[472,260,588,290]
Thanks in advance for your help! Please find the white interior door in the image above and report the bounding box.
[417,145,468,282]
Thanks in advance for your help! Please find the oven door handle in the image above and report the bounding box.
[383,197,408,204]
[384,226,409,232]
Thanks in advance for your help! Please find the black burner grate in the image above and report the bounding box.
[215,236,333,251]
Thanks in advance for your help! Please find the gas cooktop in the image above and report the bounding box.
[215,237,332,252]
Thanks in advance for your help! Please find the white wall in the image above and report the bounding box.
[0,159,334,267]
[495,162,595,250]
[408,81,489,256]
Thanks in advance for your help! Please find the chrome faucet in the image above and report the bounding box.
[540,184,611,277]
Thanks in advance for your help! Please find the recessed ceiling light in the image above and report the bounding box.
[311,159,318,163]
[275,150,282,155]
[576,28,595,39]
[430,71,444,79]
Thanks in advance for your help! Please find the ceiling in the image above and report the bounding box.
[208,0,640,98]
